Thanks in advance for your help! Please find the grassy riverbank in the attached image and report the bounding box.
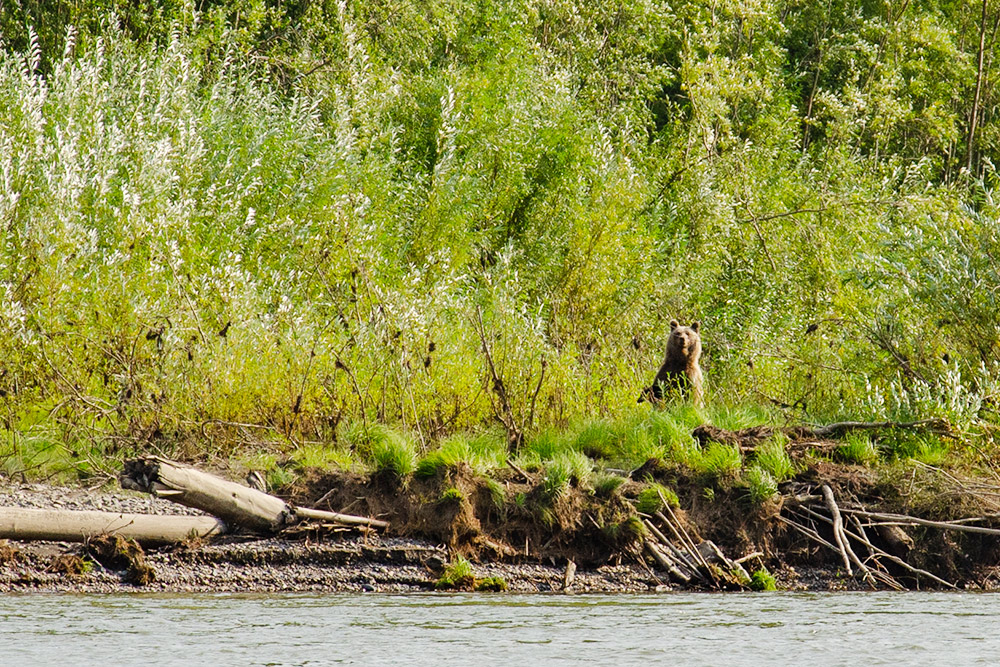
[2,2,1000,481]
[3,2,1000,591]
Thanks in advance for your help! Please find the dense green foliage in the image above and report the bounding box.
[1,0,999,476]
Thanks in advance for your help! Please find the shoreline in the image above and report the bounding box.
[0,481,872,595]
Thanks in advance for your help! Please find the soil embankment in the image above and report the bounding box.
[3,452,1000,594]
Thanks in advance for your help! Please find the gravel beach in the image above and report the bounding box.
[0,482,663,594]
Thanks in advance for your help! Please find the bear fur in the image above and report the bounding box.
[638,319,703,406]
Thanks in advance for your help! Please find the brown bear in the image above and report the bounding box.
[638,319,704,406]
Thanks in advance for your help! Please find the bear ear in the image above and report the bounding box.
[692,321,700,332]
[670,319,679,329]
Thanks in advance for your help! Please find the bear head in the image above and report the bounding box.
[667,319,701,361]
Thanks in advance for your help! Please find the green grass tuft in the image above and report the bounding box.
[693,442,743,480]
[753,436,796,481]
[835,433,879,465]
[542,450,593,498]
[593,472,627,498]
[742,465,778,504]
[350,425,417,477]
[573,420,620,459]
[635,483,679,514]
[749,568,778,591]
[417,431,508,478]
[435,556,476,590]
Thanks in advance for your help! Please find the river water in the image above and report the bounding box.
[3,592,998,666]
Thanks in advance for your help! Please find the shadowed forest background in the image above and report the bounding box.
[1,0,1000,480]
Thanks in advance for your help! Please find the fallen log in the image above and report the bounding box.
[121,456,294,533]
[0,507,226,544]
[120,456,388,532]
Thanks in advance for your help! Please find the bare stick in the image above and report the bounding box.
[657,500,717,585]
[804,499,874,586]
[734,551,764,565]
[294,507,389,529]
[639,514,702,578]
[776,513,838,552]
[642,519,696,580]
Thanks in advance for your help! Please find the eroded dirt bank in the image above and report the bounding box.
[3,454,1000,594]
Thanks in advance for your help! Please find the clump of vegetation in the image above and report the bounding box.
[435,557,477,591]
[542,450,594,498]
[753,436,796,482]
[742,466,779,505]
[694,443,743,481]
[573,421,621,460]
[602,516,646,546]
[836,433,880,466]
[749,568,778,592]
[593,473,628,499]
[635,483,679,514]
[86,534,156,586]
[485,478,507,510]
[48,554,91,577]
[0,541,20,565]
[440,487,464,503]
[474,576,508,592]
[291,444,356,472]
[884,432,950,466]
[417,432,507,478]
[350,426,417,478]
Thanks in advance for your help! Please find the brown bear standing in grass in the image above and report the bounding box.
[638,319,703,406]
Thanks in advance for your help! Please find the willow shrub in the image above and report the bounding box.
[1,4,999,479]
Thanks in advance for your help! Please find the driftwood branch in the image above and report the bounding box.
[821,484,854,576]
[792,503,954,589]
[841,508,1000,537]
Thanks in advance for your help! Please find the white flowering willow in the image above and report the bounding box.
[0,6,691,459]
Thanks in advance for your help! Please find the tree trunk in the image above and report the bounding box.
[120,456,389,532]
[0,507,226,544]
[120,456,294,533]
[968,0,990,173]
